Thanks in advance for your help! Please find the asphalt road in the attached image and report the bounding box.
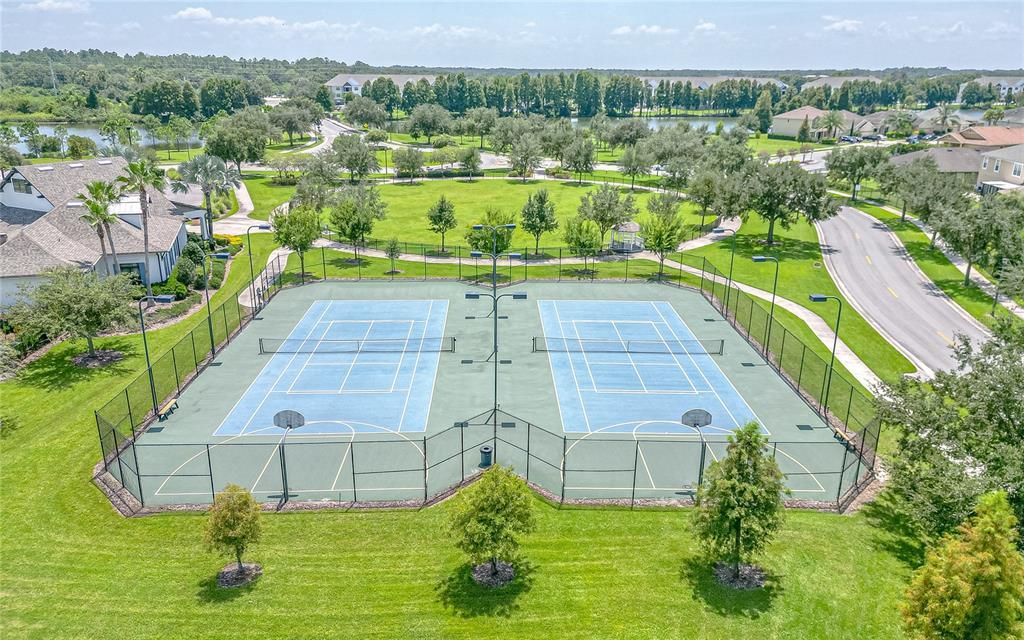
[817,205,989,377]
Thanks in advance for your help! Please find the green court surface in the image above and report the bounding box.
[112,280,866,508]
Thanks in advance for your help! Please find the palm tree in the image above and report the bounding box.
[931,103,960,133]
[77,180,121,275]
[883,111,914,136]
[813,110,847,140]
[170,154,241,240]
[116,159,165,303]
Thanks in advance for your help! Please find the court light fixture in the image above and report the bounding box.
[472,224,484,230]
[502,224,516,230]
[507,253,521,259]
[212,252,230,260]
[512,293,528,300]
[808,294,828,302]
[465,292,481,299]
[469,251,483,258]
[752,255,768,262]
[712,227,728,234]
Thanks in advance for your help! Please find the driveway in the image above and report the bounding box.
[817,205,989,377]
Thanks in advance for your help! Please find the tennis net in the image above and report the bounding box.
[532,336,724,355]
[259,336,456,354]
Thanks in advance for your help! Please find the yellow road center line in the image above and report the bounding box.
[865,255,873,265]
[936,331,953,345]
[887,287,898,298]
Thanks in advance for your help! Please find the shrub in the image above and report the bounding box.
[175,256,196,288]
[153,278,188,300]
[182,240,205,265]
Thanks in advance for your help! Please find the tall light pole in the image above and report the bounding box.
[808,294,843,417]
[712,227,738,314]
[246,224,271,314]
[752,256,780,356]
[138,294,176,415]
[200,248,231,358]
[465,290,528,437]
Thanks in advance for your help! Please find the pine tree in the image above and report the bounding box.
[797,116,811,142]
[902,492,1024,640]
[753,89,774,134]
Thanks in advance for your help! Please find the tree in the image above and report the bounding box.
[746,162,838,244]
[52,124,68,158]
[77,180,121,275]
[344,96,386,129]
[392,147,424,182]
[753,88,774,133]
[688,169,718,234]
[937,195,1005,285]
[878,317,1024,542]
[465,106,498,148]
[204,484,262,574]
[384,238,402,274]
[509,135,543,182]
[931,103,960,133]
[827,146,888,202]
[812,110,846,139]
[314,84,333,112]
[692,422,787,581]
[170,154,241,241]
[447,465,536,578]
[426,195,457,252]
[562,216,603,272]
[332,134,379,182]
[269,105,312,147]
[460,147,481,180]
[408,104,452,143]
[562,136,595,184]
[465,208,516,255]
[620,144,652,190]
[642,212,685,277]
[85,86,99,109]
[327,183,388,258]
[902,492,1024,640]
[199,77,248,117]
[205,113,273,172]
[116,159,164,301]
[271,205,321,279]
[9,267,134,357]
[578,182,637,246]
[520,189,558,254]
[66,135,97,160]
[983,106,1006,126]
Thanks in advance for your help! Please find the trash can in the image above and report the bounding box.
[479,445,493,468]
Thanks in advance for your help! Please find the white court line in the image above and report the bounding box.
[387,319,418,393]
[420,300,448,434]
[569,320,603,395]
[552,301,592,432]
[337,321,375,393]
[636,444,655,487]
[538,301,570,437]
[610,321,648,393]
[330,442,353,492]
[397,300,433,432]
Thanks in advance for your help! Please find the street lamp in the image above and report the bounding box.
[752,256,780,356]
[464,289,528,436]
[712,227,738,314]
[137,294,176,414]
[246,224,271,314]
[200,248,231,358]
[808,294,843,417]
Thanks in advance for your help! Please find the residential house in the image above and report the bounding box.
[324,73,436,105]
[889,147,982,188]
[938,126,1024,151]
[800,76,882,90]
[957,76,1024,102]
[769,106,865,139]
[977,144,1024,195]
[0,157,188,309]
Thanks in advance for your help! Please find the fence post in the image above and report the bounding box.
[131,439,145,508]
[697,440,707,487]
[350,441,358,503]
[322,246,327,280]
[170,347,180,394]
[630,440,639,509]
[460,424,465,482]
[844,387,855,426]
[560,435,567,504]
[776,327,786,371]
[423,248,427,281]
[95,412,108,472]
[422,436,428,502]
[558,248,562,282]
[624,252,629,282]
[458,248,462,280]
[125,389,136,437]
[797,344,806,390]
[206,444,216,500]
[836,445,850,506]
[190,331,198,370]
[698,257,706,292]
[525,423,531,482]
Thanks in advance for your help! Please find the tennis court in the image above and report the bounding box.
[537,299,761,436]
[214,299,451,437]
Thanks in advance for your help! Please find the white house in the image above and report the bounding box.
[324,73,436,105]
[958,76,1024,101]
[0,157,188,309]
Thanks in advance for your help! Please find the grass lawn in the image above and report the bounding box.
[244,173,297,221]
[748,137,829,156]
[361,179,703,249]
[851,202,1015,327]
[1,232,915,638]
[690,216,915,384]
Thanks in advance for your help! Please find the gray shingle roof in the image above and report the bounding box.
[0,157,184,278]
[890,147,982,173]
[981,144,1024,163]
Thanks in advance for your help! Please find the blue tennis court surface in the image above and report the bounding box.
[214,299,448,436]
[538,299,762,436]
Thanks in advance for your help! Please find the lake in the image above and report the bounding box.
[572,116,740,132]
[8,123,198,154]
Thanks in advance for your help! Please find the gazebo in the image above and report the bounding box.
[610,220,644,253]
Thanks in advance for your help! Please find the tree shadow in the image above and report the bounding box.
[435,560,536,618]
[561,268,598,280]
[17,337,136,391]
[861,490,927,568]
[325,256,370,271]
[679,557,782,619]
[195,571,258,604]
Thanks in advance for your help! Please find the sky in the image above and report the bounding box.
[1,0,1022,70]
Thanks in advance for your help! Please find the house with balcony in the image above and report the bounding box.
[0,157,187,309]
[977,144,1024,195]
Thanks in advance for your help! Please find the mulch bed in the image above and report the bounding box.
[72,350,123,368]
[713,562,767,590]
[216,562,262,588]
[471,561,516,588]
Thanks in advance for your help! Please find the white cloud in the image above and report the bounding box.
[610,24,678,36]
[18,0,88,12]
[172,7,213,21]
[120,21,141,31]
[986,21,1021,37]
[822,17,862,33]
[523,21,536,28]
[693,20,717,33]
[171,6,351,34]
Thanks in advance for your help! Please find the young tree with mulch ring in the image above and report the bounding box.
[447,465,536,587]
[692,421,787,588]
[205,484,263,587]
[426,195,458,253]
[385,238,402,275]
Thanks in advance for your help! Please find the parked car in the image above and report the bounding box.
[839,135,861,143]
[862,134,885,141]
[921,133,938,141]
[906,135,920,143]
